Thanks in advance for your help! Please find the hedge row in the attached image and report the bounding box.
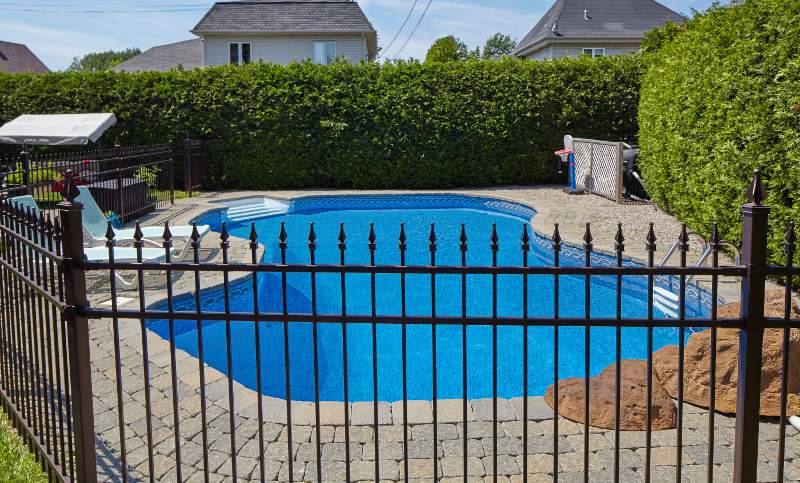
[0,57,642,189]
[637,0,800,262]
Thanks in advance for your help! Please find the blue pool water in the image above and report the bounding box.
[148,195,711,402]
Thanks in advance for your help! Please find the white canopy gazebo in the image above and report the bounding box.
[0,113,116,146]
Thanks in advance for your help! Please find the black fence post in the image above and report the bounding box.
[184,138,192,198]
[169,144,175,205]
[115,145,124,220]
[20,144,31,196]
[733,169,769,483]
[57,170,97,482]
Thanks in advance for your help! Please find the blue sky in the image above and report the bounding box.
[1,0,717,70]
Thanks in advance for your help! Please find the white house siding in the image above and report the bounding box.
[524,42,640,60]
[204,34,368,66]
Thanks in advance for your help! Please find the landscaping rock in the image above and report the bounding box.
[652,289,800,416]
[543,360,676,430]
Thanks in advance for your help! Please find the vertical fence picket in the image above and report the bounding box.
[644,223,656,483]
[582,223,592,483]
[338,223,351,482]
[777,222,795,482]
[552,223,561,482]
[708,224,721,482]
[369,223,381,482]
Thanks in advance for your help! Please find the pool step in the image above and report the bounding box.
[227,199,289,222]
[653,286,679,318]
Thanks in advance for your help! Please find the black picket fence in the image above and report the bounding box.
[0,170,797,482]
[0,144,174,223]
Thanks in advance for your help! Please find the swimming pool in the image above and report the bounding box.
[147,195,711,402]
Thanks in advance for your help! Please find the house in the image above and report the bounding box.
[0,41,50,74]
[513,0,684,60]
[114,0,377,73]
[113,39,204,72]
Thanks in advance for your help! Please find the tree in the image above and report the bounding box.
[425,36,469,63]
[68,48,141,72]
[482,33,517,59]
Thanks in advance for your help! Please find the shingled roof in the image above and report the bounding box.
[0,41,49,74]
[112,39,203,73]
[514,0,684,56]
[192,0,376,34]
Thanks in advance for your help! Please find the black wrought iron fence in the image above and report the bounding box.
[0,144,174,223]
[0,170,797,483]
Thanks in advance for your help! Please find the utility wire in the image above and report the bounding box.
[376,0,419,59]
[391,0,433,59]
[0,7,209,12]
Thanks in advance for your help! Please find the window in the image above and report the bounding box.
[313,42,337,65]
[229,42,251,65]
[582,47,605,58]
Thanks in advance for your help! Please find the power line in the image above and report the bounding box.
[0,8,208,12]
[391,0,433,59]
[376,0,419,59]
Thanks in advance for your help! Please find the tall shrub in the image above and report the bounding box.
[0,57,641,189]
[638,0,800,262]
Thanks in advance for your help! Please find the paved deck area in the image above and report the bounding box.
[84,187,798,482]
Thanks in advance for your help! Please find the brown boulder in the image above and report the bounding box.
[652,290,800,416]
[544,360,676,430]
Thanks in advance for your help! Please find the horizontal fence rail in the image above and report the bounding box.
[0,170,798,482]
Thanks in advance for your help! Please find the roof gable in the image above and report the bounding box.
[192,0,376,34]
[0,41,50,74]
[514,0,684,55]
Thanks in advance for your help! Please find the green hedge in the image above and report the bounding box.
[638,0,800,262]
[0,57,641,189]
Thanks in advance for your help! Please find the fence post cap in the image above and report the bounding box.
[58,169,82,206]
[746,168,767,206]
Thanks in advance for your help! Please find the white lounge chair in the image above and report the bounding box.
[10,195,167,288]
[76,186,210,257]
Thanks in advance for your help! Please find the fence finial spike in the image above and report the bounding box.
[162,222,172,242]
[785,222,796,254]
[308,222,317,249]
[746,168,766,205]
[59,169,80,203]
[678,222,690,250]
[190,222,200,242]
[133,222,144,242]
[249,222,258,243]
[710,222,721,248]
[521,223,530,251]
[583,222,593,247]
[220,222,230,243]
[398,222,406,248]
[369,223,377,248]
[337,222,346,247]
[490,223,499,251]
[646,222,657,249]
[105,221,115,241]
[429,223,437,250]
[615,222,625,251]
[553,223,562,247]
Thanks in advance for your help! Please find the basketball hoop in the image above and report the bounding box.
[555,146,580,195]
[555,148,572,164]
